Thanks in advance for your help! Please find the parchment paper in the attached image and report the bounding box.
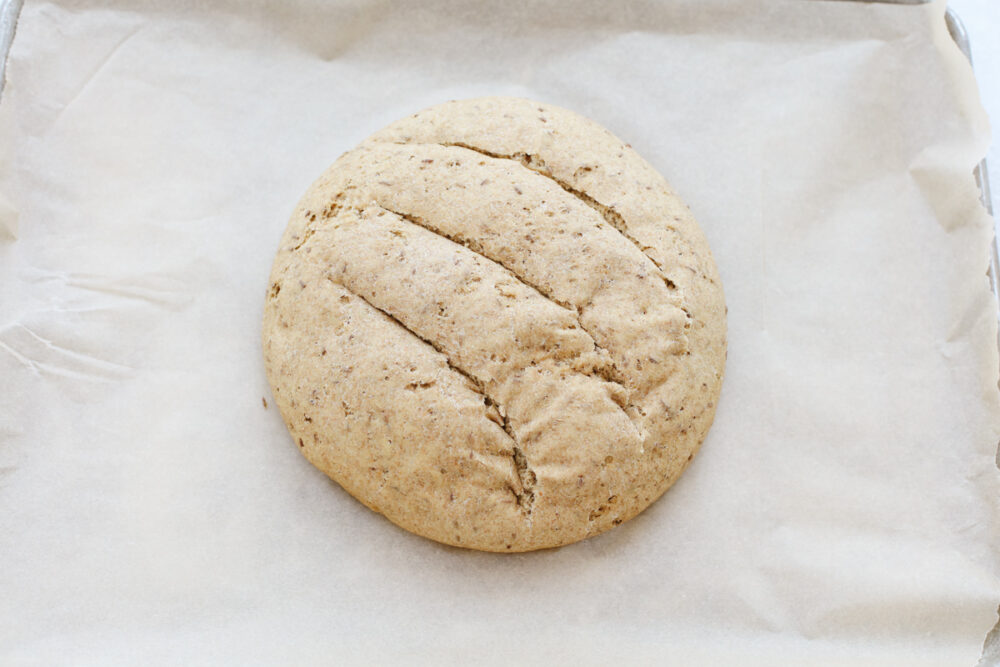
[1,1,998,664]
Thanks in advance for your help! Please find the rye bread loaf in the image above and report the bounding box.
[263,97,726,552]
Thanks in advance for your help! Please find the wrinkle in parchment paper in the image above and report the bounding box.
[0,1,998,665]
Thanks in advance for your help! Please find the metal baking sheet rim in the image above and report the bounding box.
[0,0,998,662]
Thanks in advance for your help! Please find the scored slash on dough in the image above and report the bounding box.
[324,268,539,515]
[378,205,635,407]
[435,141,688,301]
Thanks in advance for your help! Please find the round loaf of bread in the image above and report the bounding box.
[263,97,726,552]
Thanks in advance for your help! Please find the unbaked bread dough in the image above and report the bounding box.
[262,97,726,552]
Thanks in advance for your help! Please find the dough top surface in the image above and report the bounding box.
[263,97,726,552]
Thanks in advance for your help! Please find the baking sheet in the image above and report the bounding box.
[945,8,1000,314]
[1,0,998,664]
